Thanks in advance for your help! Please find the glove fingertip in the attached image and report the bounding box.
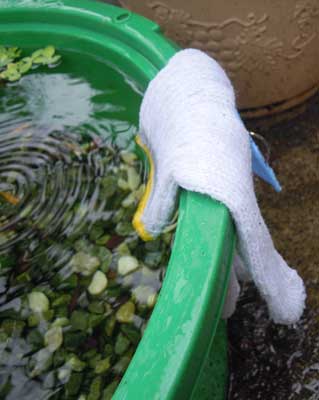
[132,211,154,241]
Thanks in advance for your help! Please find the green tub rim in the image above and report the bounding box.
[0,1,236,398]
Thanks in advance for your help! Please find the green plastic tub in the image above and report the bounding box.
[0,1,236,398]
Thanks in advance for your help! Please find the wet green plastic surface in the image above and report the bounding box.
[191,320,229,400]
[0,1,236,399]
[116,193,235,400]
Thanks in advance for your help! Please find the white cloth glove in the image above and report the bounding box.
[133,49,305,324]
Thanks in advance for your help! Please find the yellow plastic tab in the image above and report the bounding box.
[132,136,154,241]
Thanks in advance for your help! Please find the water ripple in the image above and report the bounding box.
[0,124,110,268]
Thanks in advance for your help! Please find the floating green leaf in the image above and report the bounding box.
[0,46,21,68]
[31,45,61,65]
[0,45,61,82]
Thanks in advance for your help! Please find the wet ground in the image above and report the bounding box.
[228,94,319,400]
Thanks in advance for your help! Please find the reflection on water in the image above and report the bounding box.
[0,63,148,398]
[0,72,136,144]
[229,95,319,400]
[0,71,137,275]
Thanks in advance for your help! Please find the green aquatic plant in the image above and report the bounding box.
[0,46,21,68]
[0,45,61,82]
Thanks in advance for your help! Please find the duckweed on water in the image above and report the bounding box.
[0,48,174,399]
[0,46,61,82]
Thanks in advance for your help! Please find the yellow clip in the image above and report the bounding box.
[132,136,154,241]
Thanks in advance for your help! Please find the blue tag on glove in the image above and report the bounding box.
[250,136,281,192]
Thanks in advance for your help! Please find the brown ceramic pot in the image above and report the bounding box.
[119,0,319,118]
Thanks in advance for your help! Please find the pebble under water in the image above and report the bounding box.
[0,53,173,399]
[0,55,141,280]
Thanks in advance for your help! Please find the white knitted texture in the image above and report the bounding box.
[222,263,241,319]
[139,49,305,324]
